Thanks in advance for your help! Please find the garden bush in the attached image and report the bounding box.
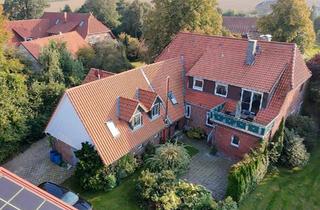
[146,143,190,175]
[216,196,238,210]
[280,129,310,168]
[286,115,318,150]
[226,146,269,202]
[186,127,206,140]
[116,154,138,179]
[87,167,117,191]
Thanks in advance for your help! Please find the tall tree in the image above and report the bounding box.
[0,7,30,161]
[258,0,315,52]
[143,0,222,59]
[61,4,72,13]
[78,0,120,29]
[4,0,48,20]
[115,0,151,38]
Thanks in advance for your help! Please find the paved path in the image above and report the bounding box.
[181,138,235,200]
[2,138,74,185]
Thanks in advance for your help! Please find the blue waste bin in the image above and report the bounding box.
[50,150,62,165]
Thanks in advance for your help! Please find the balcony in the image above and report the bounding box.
[209,103,274,138]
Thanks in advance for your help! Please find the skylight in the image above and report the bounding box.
[168,91,178,105]
[79,20,84,27]
[106,121,120,138]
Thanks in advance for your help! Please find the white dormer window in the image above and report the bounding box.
[106,120,120,138]
[55,19,60,25]
[79,20,84,27]
[132,112,142,130]
[215,83,228,97]
[193,78,204,91]
[151,103,160,119]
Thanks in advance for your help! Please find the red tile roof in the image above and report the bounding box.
[157,32,311,93]
[6,19,50,46]
[20,31,90,60]
[0,167,76,210]
[42,12,112,39]
[83,68,115,84]
[61,58,184,165]
[185,89,225,109]
[118,97,147,122]
[137,89,159,111]
[223,16,258,34]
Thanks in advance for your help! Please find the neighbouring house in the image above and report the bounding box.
[45,58,185,165]
[0,167,75,210]
[223,16,261,40]
[6,12,115,46]
[18,31,90,71]
[46,32,311,166]
[82,68,116,84]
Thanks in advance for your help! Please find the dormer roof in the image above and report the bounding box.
[117,97,147,122]
[136,88,162,111]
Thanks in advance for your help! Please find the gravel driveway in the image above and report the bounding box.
[2,137,74,185]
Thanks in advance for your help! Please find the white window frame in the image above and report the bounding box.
[206,112,214,127]
[214,82,228,97]
[240,88,263,113]
[185,104,191,118]
[230,135,240,148]
[131,112,142,130]
[193,78,204,91]
[151,103,160,119]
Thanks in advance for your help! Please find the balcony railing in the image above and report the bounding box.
[209,103,274,138]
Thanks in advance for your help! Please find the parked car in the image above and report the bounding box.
[38,182,92,210]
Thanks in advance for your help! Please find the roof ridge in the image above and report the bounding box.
[66,57,180,93]
[290,44,298,89]
[20,31,81,44]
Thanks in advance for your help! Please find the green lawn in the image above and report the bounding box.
[63,171,141,210]
[239,143,320,210]
[185,144,199,157]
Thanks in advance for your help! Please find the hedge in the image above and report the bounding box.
[226,145,269,202]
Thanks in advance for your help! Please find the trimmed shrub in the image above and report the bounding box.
[146,143,190,175]
[268,119,285,164]
[116,154,138,179]
[286,115,318,150]
[87,167,117,191]
[280,129,310,168]
[186,127,206,140]
[226,147,269,202]
[217,196,238,210]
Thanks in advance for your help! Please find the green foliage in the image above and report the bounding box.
[280,129,310,168]
[186,127,206,140]
[77,40,133,73]
[217,196,238,210]
[137,170,217,210]
[268,119,285,164]
[286,115,318,150]
[146,143,190,175]
[223,10,246,17]
[226,147,269,202]
[61,4,72,12]
[115,0,151,38]
[116,154,138,179]
[4,0,48,20]
[118,33,142,61]
[87,167,117,191]
[78,0,120,29]
[143,0,223,59]
[257,0,315,52]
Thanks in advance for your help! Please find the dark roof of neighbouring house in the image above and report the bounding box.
[223,16,258,34]
[20,31,90,60]
[0,167,76,210]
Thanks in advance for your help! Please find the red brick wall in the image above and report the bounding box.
[53,139,77,165]
[185,104,213,134]
[214,125,260,159]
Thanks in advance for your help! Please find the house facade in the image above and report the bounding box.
[46,32,311,166]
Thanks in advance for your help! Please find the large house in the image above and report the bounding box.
[46,32,311,166]
[6,12,115,46]
[222,16,260,39]
[0,167,75,210]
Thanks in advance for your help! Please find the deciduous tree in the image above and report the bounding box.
[257,0,315,52]
[4,0,48,20]
[143,0,222,59]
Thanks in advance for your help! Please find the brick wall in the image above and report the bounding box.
[185,104,213,134]
[214,125,260,159]
[52,139,78,166]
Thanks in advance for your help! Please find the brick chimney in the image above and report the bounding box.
[64,12,67,23]
[245,40,257,65]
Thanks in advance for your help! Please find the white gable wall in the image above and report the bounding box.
[45,94,93,150]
